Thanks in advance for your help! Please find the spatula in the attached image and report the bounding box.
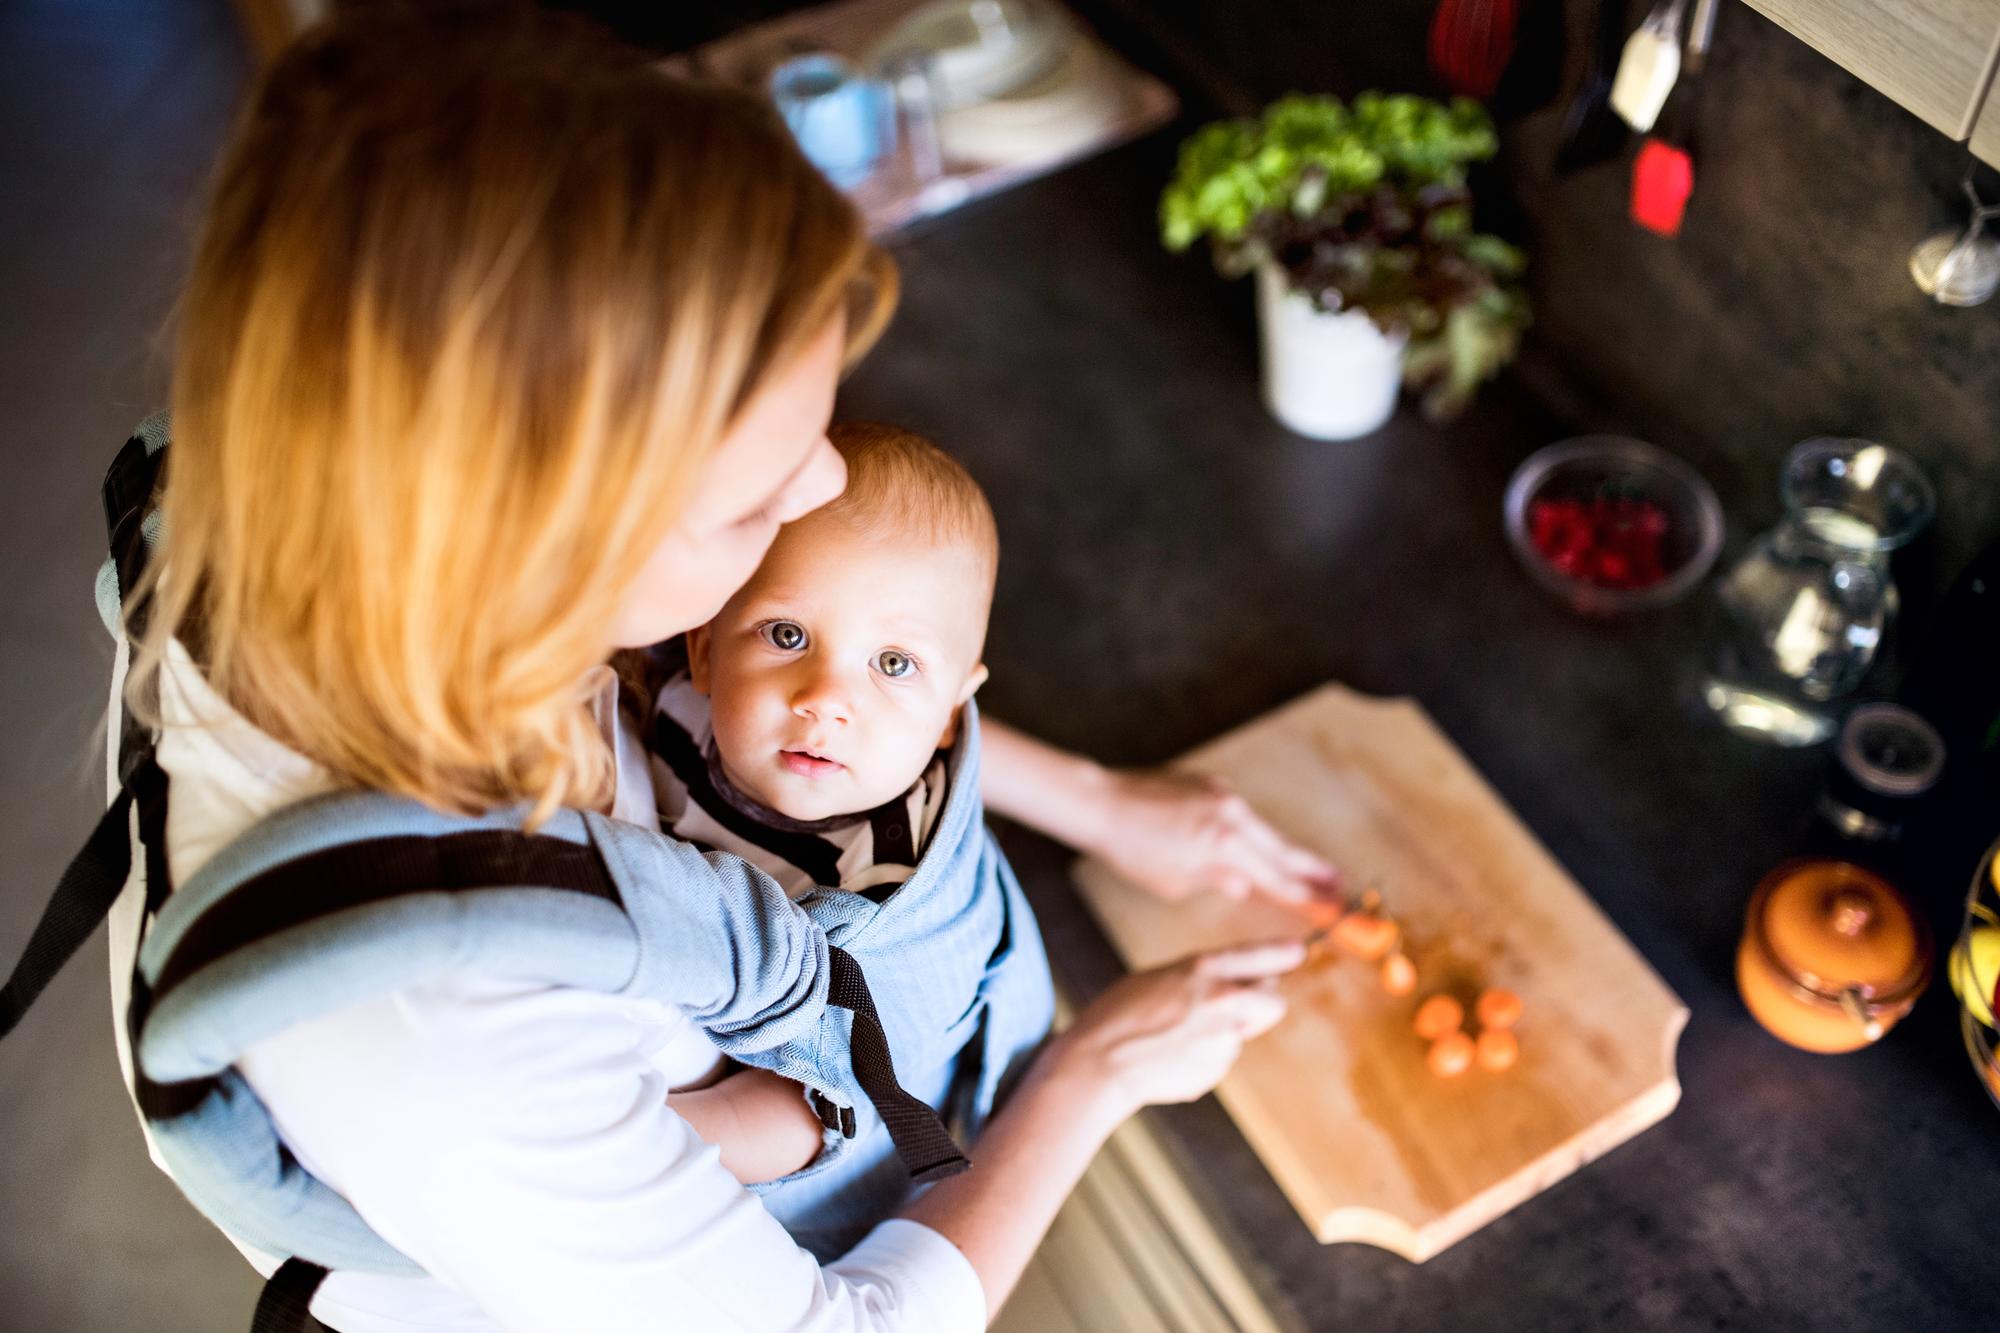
[1630,0,1716,235]
[1609,0,1689,132]
[1555,0,1633,173]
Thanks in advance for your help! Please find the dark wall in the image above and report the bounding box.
[1110,0,2000,587]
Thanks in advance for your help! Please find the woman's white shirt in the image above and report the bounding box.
[104,640,986,1333]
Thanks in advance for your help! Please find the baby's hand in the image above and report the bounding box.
[667,1066,825,1186]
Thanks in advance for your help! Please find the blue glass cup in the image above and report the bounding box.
[770,53,894,188]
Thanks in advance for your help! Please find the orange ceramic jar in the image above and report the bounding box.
[1737,860,1932,1053]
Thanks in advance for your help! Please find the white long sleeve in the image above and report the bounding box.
[238,976,986,1333]
[108,642,986,1332]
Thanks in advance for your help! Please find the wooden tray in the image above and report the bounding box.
[1072,684,1688,1262]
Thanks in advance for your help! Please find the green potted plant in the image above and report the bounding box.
[1160,92,1529,439]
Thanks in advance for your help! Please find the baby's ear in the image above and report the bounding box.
[686,625,714,695]
[935,664,990,749]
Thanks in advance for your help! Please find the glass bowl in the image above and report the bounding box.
[1951,834,2000,1110]
[1781,437,1936,553]
[1504,436,1725,615]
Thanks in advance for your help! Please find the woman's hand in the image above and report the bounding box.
[1045,940,1305,1127]
[1086,767,1341,910]
[900,940,1303,1309]
[980,721,1341,912]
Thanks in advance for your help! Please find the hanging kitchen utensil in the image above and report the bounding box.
[1609,0,1688,133]
[1910,165,2000,307]
[1428,0,1522,100]
[1682,0,1717,78]
[1555,0,1633,173]
[1630,0,1716,235]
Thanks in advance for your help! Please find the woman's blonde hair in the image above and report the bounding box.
[129,3,895,818]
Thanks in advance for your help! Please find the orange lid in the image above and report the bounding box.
[1751,861,1930,1005]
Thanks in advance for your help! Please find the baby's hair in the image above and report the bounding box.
[821,422,999,595]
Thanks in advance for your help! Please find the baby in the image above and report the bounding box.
[642,421,1052,1258]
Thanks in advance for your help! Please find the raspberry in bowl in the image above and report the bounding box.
[1503,436,1724,615]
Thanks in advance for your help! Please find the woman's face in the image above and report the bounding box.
[608,319,849,649]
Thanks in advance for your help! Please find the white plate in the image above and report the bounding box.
[866,0,1075,111]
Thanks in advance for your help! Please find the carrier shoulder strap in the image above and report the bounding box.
[129,788,968,1179]
[0,782,138,1039]
[0,425,165,1039]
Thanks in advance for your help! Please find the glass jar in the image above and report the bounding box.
[1702,439,1935,746]
[1737,859,1932,1052]
[1817,703,1946,841]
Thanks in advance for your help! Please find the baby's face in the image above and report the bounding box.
[689,515,990,822]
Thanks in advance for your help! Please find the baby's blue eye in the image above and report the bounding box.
[761,621,807,651]
[874,649,916,679]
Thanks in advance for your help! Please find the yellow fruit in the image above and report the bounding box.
[1949,927,2000,1027]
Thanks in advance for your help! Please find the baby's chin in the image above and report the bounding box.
[732,756,901,824]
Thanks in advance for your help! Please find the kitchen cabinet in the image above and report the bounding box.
[1973,79,2000,162]
[1740,0,2000,138]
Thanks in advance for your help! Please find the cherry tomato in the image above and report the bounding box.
[1380,953,1417,996]
[1413,994,1465,1041]
[1475,987,1523,1031]
[1334,913,1400,962]
[1476,1028,1520,1071]
[1428,1031,1475,1077]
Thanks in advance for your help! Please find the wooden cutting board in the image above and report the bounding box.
[1072,684,1688,1263]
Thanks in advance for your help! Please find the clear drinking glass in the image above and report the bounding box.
[1702,439,1935,745]
[1910,169,2000,308]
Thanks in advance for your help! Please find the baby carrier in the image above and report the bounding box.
[0,418,1051,1330]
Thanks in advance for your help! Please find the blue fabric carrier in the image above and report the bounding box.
[135,705,1051,1276]
[753,759,1053,1260]
[0,419,1054,1330]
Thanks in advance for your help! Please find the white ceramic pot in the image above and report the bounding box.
[1255,263,1406,441]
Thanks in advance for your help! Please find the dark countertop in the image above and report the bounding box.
[835,113,1998,1332]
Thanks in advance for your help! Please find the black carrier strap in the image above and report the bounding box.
[0,788,136,1039]
[146,831,619,1005]
[127,818,622,1121]
[0,429,164,1038]
[824,945,970,1184]
[251,1258,332,1333]
[103,429,163,601]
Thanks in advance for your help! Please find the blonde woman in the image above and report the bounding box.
[75,8,1334,1330]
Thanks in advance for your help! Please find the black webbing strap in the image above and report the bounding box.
[251,1258,331,1333]
[145,831,620,1006]
[127,829,622,1117]
[0,786,136,1040]
[824,945,970,1184]
[127,755,217,1123]
[0,433,166,1042]
[102,430,163,567]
